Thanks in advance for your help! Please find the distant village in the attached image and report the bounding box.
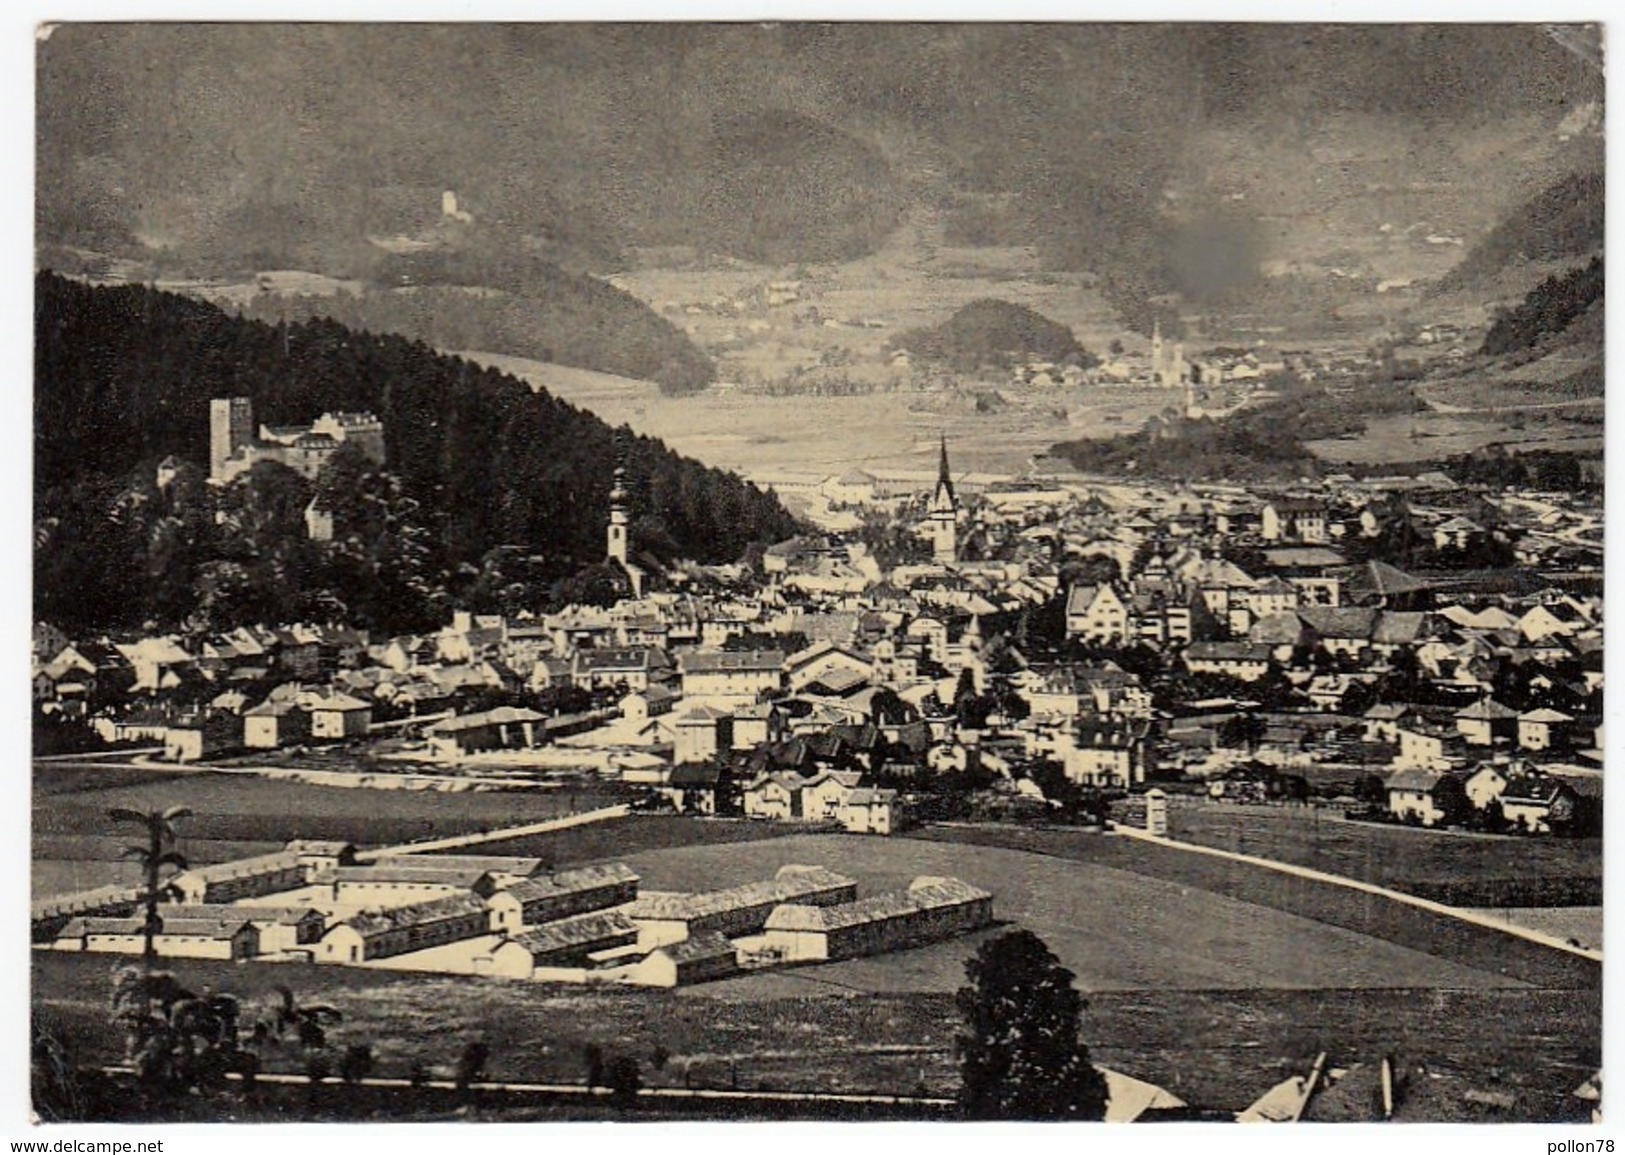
[31,393,1604,982]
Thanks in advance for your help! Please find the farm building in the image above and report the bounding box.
[1384,768,1467,827]
[478,911,641,978]
[369,853,548,887]
[673,706,730,764]
[624,865,857,947]
[169,852,310,905]
[661,762,721,814]
[1499,772,1579,834]
[620,686,677,721]
[285,840,358,874]
[485,863,640,932]
[157,904,326,954]
[838,788,902,834]
[761,876,993,962]
[31,884,145,942]
[242,698,311,749]
[802,770,863,819]
[1518,708,1575,753]
[162,712,242,763]
[425,706,548,759]
[305,692,373,740]
[743,772,802,819]
[325,864,502,908]
[618,931,741,987]
[319,894,492,964]
[56,915,259,961]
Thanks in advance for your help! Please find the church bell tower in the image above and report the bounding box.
[930,435,960,565]
[607,431,629,567]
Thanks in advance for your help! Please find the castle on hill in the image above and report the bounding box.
[209,397,386,485]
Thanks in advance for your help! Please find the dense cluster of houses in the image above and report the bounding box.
[34,843,993,987]
[34,444,1602,843]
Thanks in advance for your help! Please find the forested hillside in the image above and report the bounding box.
[891,300,1098,373]
[1479,257,1604,357]
[34,273,798,634]
[1439,172,1604,293]
[236,274,716,396]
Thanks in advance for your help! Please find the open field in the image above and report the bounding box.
[1461,907,1603,951]
[912,825,1600,990]
[425,814,802,867]
[33,952,1598,1121]
[616,832,1526,995]
[31,821,1600,1121]
[31,762,620,898]
[1158,804,1602,906]
[1306,408,1605,465]
[612,210,1130,375]
[470,350,1174,480]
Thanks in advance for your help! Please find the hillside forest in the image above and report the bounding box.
[34,273,799,636]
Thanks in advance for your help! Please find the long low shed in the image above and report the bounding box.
[369,853,549,883]
[479,911,641,978]
[614,931,741,988]
[32,884,146,941]
[623,865,857,947]
[158,903,327,952]
[319,894,491,964]
[485,863,640,932]
[325,864,501,907]
[762,876,993,962]
[55,916,260,961]
[170,852,311,904]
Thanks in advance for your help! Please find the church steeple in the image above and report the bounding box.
[929,434,959,565]
[934,434,957,511]
[607,428,630,566]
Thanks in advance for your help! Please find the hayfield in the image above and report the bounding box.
[427,814,802,866]
[31,763,619,899]
[914,825,1600,990]
[32,952,1598,1120]
[1160,804,1602,905]
[1460,906,1603,951]
[612,833,1525,995]
[1306,408,1605,466]
[470,351,1172,479]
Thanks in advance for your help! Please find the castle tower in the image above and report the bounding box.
[209,397,254,482]
[607,431,630,567]
[929,435,960,565]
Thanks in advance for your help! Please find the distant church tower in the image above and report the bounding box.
[210,397,254,482]
[930,435,960,565]
[1150,321,1164,385]
[607,432,630,567]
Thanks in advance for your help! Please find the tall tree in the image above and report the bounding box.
[956,929,1109,1120]
[108,806,192,977]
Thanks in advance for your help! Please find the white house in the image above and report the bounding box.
[839,788,901,835]
[1065,584,1129,643]
[1518,708,1574,752]
[679,649,785,704]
